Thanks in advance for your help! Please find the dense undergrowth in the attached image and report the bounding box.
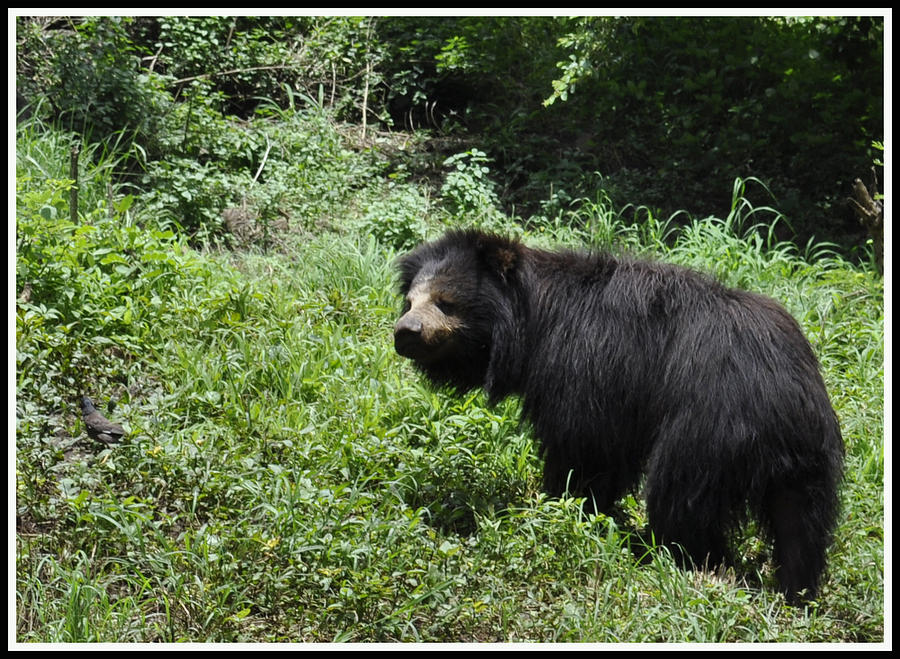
[16,16,883,250]
[15,100,884,644]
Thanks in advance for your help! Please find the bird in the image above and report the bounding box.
[81,396,126,445]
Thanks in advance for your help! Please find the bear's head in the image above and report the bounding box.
[394,231,521,392]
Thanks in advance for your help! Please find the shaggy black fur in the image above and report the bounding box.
[394,230,844,602]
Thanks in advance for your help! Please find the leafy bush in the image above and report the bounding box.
[440,149,506,227]
[16,16,171,149]
[543,16,884,245]
[141,157,246,238]
[376,17,565,131]
[17,179,197,408]
[134,16,308,116]
[356,182,431,251]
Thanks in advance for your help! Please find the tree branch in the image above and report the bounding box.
[848,171,884,274]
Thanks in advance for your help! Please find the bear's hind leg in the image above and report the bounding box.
[765,484,836,603]
[646,499,729,573]
[644,466,731,573]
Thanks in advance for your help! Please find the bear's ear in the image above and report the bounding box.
[474,233,521,282]
[491,245,519,281]
[395,252,422,293]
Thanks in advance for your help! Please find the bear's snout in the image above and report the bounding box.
[394,314,426,359]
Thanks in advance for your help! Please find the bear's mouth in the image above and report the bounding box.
[394,330,428,360]
[394,330,457,365]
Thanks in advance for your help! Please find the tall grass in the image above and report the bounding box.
[15,115,884,644]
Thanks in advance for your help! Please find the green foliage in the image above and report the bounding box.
[16,144,202,412]
[16,16,171,147]
[132,85,383,238]
[139,16,309,115]
[251,105,383,230]
[440,149,502,221]
[130,16,389,126]
[17,15,883,253]
[542,16,884,245]
[134,79,262,236]
[376,17,565,132]
[355,182,432,251]
[14,21,883,644]
[141,157,243,237]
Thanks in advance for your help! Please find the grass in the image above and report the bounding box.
[14,112,885,645]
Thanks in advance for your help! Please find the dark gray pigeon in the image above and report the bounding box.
[81,396,126,445]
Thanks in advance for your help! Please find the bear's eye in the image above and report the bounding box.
[436,299,456,315]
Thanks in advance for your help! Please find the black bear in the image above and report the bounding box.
[394,229,844,603]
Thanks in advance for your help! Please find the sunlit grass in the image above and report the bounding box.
[15,115,884,644]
